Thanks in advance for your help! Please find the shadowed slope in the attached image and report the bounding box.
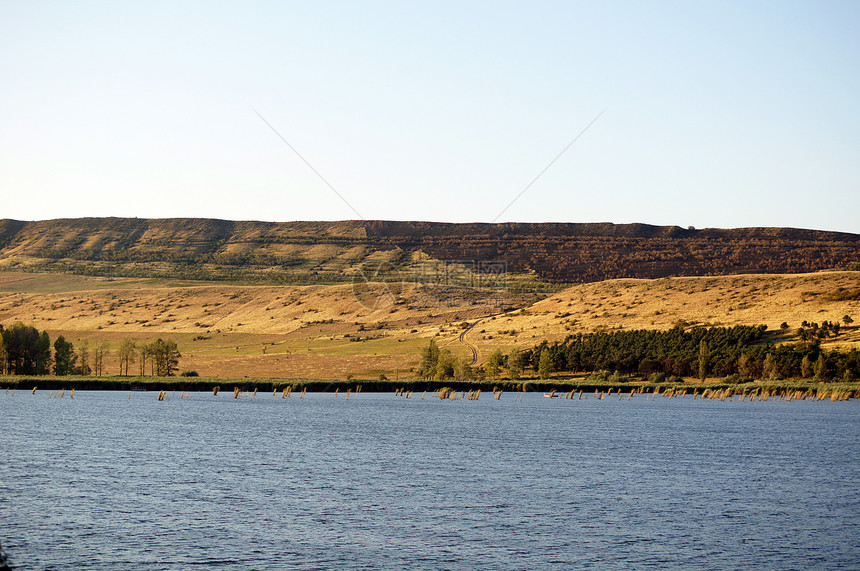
[0,218,857,283]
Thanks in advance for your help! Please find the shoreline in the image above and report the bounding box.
[3,375,859,399]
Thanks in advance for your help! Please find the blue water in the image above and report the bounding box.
[1,390,859,570]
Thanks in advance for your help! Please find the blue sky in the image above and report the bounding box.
[1,1,858,232]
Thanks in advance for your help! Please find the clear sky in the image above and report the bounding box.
[2,1,859,232]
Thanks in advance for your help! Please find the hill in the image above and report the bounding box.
[472,271,860,355]
[0,271,857,379]
[0,218,858,283]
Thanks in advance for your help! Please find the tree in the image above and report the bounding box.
[0,329,7,375]
[484,349,503,378]
[814,354,827,381]
[36,331,52,375]
[843,315,854,327]
[118,338,136,376]
[801,355,813,379]
[455,358,473,381]
[738,353,753,378]
[53,336,78,376]
[433,349,455,380]
[538,348,553,380]
[508,349,524,381]
[149,338,181,376]
[139,344,149,376]
[762,353,777,380]
[418,339,440,379]
[93,341,109,376]
[163,339,181,376]
[2,322,50,375]
[698,340,709,381]
[78,341,91,375]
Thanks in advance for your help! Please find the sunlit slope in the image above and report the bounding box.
[0,271,857,378]
[473,272,860,354]
[0,272,519,378]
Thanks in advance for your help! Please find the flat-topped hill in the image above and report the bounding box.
[0,217,857,283]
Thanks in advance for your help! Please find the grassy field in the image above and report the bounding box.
[0,270,858,379]
[473,271,860,354]
[0,271,532,378]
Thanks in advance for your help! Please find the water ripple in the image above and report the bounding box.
[1,392,858,570]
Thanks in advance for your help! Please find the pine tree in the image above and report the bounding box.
[762,353,777,380]
[698,340,709,381]
[801,355,812,379]
[738,353,752,378]
[814,354,827,381]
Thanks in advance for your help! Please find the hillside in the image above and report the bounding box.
[0,271,857,379]
[0,218,858,283]
[472,272,860,355]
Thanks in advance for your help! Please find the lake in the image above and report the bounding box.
[1,389,858,570]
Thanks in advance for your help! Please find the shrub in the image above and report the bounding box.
[587,370,611,383]
[647,372,666,384]
[180,370,199,377]
[608,370,628,383]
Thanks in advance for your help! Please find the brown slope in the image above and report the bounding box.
[367,221,860,281]
[0,217,857,283]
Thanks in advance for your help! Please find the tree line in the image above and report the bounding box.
[525,325,860,382]
[0,322,181,377]
[418,323,860,382]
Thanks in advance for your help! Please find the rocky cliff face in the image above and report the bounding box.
[0,217,857,283]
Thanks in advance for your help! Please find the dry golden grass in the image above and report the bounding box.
[471,271,860,356]
[2,270,858,378]
[0,272,518,378]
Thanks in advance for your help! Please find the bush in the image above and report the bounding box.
[608,370,628,383]
[647,372,666,383]
[180,370,199,377]
[586,370,611,383]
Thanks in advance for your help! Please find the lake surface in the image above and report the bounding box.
[1,390,859,570]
